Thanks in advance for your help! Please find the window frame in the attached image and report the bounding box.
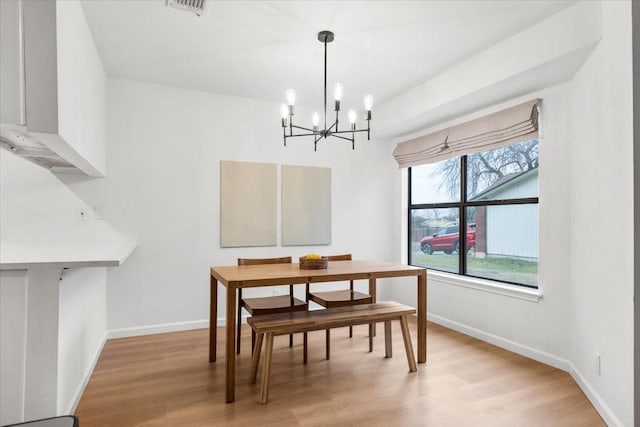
[408,154,540,289]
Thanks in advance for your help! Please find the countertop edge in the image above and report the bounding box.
[0,241,137,271]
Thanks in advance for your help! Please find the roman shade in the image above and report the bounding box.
[393,99,539,168]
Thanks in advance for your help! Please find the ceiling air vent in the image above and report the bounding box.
[166,0,206,16]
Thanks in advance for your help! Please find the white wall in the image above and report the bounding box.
[69,79,396,334]
[57,267,107,414]
[569,1,633,425]
[384,1,633,426]
[633,1,640,423]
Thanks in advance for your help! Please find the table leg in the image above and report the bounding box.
[369,277,377,337]
[417,270,427,363]
[368,277,377,302]
[226,285,237,403]
[209,275,218,363]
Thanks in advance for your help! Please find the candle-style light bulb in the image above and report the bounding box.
[286,89,296,106]
[280,104,288,127]
[312,112,320,132]
[285,89,296,116]
[334,83,344,112]
[363,94,373,111]
[334,83,344,101]
[364,94,373,121]
[348,109,357,130]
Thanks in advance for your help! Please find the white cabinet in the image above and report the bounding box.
[0,0,106,177]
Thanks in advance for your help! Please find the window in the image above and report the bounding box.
[409,138,539,288]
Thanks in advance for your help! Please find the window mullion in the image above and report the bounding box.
[410,201,462,210]
[460,156,467,275]
[465,197,539,207]
[408,168,413,264]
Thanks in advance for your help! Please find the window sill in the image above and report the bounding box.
[427,270,543,302]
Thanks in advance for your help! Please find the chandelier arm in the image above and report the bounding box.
[327,121,338,132]
[291,124,316,133]
[332,128,369,135]
[285,132,317,138]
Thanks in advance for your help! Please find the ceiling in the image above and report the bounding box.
[82,1,574,114]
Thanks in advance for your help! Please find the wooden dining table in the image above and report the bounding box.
[209,259,427,403]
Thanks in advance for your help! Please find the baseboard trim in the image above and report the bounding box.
[427,312,570,371]
[64,331,107,415]
[107,319,211,339]
[107,311,335,339]
[428,312,622,427]
[107,313,285,339]
[567,362,623,427]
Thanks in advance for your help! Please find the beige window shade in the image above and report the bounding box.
[393,99,539,168]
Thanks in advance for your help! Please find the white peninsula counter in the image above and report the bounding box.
[0,239,136,424]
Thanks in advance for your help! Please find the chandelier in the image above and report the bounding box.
[280,31,373,151]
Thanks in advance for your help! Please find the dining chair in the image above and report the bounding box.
[305,254,373,359]
[237,256,308,356]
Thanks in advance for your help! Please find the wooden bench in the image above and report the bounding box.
[247,301,418,404]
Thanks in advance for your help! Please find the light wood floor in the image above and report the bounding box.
[75,319,604,426]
